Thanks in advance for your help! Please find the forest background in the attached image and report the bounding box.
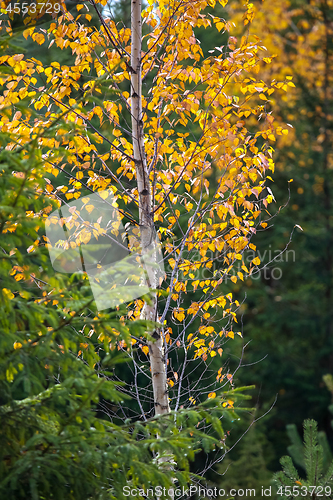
[0,0,332,498]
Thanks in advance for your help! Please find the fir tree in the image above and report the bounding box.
[274,419,333,499]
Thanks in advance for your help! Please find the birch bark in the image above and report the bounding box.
[130,0,170,416]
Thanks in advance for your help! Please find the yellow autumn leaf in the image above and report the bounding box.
[6,366,17,383]
[174,308,185,321]
[252,256,260,266]
[142,345,149,355]
[208,392,216,399]
[98,190,109,200]
[3,288,14,299]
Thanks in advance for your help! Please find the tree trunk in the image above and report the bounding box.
[130,0,170,416]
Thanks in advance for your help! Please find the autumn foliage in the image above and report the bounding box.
[0,0,293,422]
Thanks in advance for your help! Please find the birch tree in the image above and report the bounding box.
[0,0,290,460]
[130,0,170,416]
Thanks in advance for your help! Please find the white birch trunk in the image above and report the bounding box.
[130,0,170,416]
